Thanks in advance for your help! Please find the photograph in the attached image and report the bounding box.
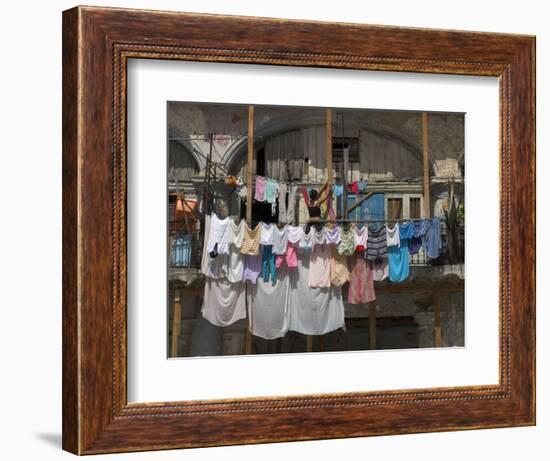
[167,102,465,357]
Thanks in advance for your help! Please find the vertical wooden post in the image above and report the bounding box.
[245,311,253,354]
[246,105,254,223]
[326,108,333,185]
[422,112,431,218]
[368,303,377,350]
[245,105,255,355]
[343,144,349,219]
[434,293,442,347]
[170,289,182,357]
[306,335,314,352]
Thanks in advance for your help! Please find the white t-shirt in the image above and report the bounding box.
[223,219,245,249]
[207,213,231,255]
[201,214,228,279]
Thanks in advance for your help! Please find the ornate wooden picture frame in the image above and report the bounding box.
[62,5,535,455]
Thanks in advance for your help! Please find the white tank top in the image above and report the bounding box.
[386,224,401,247]
[299,227,315,251]
[353,225,369,250]
[272,225,289,254]
[260,222,275,245]
[287,225,303,244]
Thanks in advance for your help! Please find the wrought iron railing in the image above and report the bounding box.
[168,220,465,269]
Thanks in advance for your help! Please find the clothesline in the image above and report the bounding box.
[299,217,439,224]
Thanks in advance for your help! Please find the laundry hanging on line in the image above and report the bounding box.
[200,213,444,336]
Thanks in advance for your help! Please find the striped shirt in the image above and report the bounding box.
[366,223,388,261]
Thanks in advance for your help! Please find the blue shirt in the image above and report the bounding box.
[423,218,442,259]
[398,221,414,240]
[388,239,410,282]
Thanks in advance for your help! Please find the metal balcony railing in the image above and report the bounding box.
[168,220,465,269]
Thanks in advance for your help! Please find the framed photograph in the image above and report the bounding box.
[62,5,535,455]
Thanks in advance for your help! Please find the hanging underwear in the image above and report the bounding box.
[324,226,341,245]
[314,229,326,246]
[243,252,262,283]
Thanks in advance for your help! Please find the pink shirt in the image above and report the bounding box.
[275,242,298,269]
[254,176,266,202]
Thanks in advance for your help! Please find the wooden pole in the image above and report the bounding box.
[170,289,182,357]
[422,112,431,218]
[246,106,254,223]
[343,144,349,219]
[368,303,377,350]
[326,108,333,185]
[245,105,255,354]
[306,335,314,352]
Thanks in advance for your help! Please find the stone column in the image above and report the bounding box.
[414,312,435,348]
